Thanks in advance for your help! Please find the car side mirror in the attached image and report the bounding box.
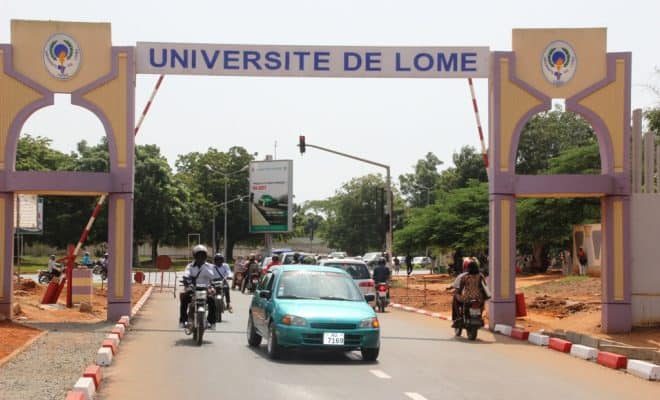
[364,294,375,302]
[259,290,271,299]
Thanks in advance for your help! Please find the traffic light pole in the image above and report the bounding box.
[299,140,393,262]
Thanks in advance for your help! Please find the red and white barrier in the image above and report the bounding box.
[72,377,95,400]
[467,77,489,173]
[494,324,512,336]
[570,344,598,361]
[528,332,550,346]
[627,360,660,380]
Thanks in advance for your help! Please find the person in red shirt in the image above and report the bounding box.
[263,255,282,274]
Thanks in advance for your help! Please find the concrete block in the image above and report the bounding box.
[112,324,125,338]
[510,328,529,340]
[565,330,583,344]
[102,339,117,355]
[72,377,96,400]
[96,347,113,366]
[570,344,599,361]
[579,335,600,349]
[627,359,660,381]
[494,324,512,336]
[549,337,572,353]
[119,315,130,326]
[105,333,120,347]
[83,364,102,390]
[528,332,550,346]
[65,391,86,400]
[597,351,628,369]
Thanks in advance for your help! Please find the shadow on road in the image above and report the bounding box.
[246,345,374,365]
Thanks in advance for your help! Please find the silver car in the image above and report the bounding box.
[319,259,376,307]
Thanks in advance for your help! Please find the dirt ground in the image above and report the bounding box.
[0,276,150,361]
[390,273,660,350]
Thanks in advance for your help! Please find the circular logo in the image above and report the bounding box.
[542,41,577,86]
[43,33,81,80]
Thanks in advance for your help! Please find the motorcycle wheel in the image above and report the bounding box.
[92,266,101,275]
[241,279,247,294]
[101,271,107,281]
[216,298,223,323]
[267,323,282,360]
[467,327,478,341]
[195,311,205,346]
[38,274,49,284]
[247,315,262,347]
[454,327,462,337]
[378,299,385,313]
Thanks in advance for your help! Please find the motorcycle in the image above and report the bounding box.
[38,267,62,284]
[454,298,484,341]
[232,270,244,291]
[92,261,108,281]
[182,279,209,346]
[242,270,260,294]
[375,282,389,312]
[210,277,231,323]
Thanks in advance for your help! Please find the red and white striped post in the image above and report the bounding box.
[467,78,489,174]
[66,195,107,307]
[134,74,165,136]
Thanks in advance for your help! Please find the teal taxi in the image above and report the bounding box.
[247,265,380,361]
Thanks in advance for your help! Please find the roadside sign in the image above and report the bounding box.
[249,160,293,233]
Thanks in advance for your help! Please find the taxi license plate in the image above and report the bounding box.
[323,332,345,345]
[469,308,481,316]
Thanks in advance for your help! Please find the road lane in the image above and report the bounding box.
[98,290,659,400]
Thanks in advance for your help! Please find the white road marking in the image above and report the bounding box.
[404,393,429,400]
[369,369,391,379]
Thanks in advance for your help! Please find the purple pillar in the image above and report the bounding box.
[107,193,134,320]
[487,194,517,328]
[600,195,632,333]
[0,193,14,320]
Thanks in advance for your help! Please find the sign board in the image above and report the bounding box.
[249,160,293,233]
[14,194,43,234]
[136,43,490,78]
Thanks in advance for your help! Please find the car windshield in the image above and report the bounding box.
[276,270,364,301]
[363,252,380,260]
[323,262,370,279]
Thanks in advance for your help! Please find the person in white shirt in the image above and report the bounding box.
[212,254,233,313]
[179,245,218,329]
[47,255,62,277]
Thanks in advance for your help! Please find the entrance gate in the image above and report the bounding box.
[0,21,633,332]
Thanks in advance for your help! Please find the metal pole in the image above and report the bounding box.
[211,207,216,255]
[385,167,393,263]
[224,177,228,255]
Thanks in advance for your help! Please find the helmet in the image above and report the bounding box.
[50,254,56,260]
[84,252,89,256]
[377,257,386,266]
[192,245,208,257]
[248,253,256,261]
[213,253,225,263]
[463,257,479,272]
[104,252,109,257]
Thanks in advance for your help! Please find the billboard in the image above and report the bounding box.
[249,160,293,233]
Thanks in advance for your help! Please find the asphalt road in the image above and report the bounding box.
[98,290,659,400]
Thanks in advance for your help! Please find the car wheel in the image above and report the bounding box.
[361,347,379,362]
[267,323,282,359]
[247,315,262,347]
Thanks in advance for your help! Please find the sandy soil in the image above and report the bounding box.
[0,277,150,361]
[390,273,660,350]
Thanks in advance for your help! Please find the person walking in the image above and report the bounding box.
[577,246,588,276]
[405,254,413,276]
[393,256,401,275]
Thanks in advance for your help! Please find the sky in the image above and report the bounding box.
[2,0,659,204]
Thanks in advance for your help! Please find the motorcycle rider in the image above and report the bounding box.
[82,252,91,268]
[242,253,260,293]
[179,245,218,329]
[212,254,233,313]
[47,255,62,277]
[372,257,391,299]
[451,258,488,327]
[263,254,281,274]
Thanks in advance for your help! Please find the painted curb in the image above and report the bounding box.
[570,344,599,361]
[494,324,513,336]
[529,332,550,346]
[0,329,48,368]
[131,285,154,317]
[627,359,660,381]
[390,303,451,320]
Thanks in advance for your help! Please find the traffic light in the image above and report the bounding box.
[298,135,306,154]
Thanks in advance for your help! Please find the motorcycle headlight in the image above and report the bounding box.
[281,315,307,326]
[195,290,207,300]
[359,317,379,329]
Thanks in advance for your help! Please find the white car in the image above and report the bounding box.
[318,259,376,307]
[412,256,432,266]
[328,251,348,259]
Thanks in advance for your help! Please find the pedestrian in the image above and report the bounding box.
[393,256,401,275]
[577,246,588,276]
[405,254,413,276]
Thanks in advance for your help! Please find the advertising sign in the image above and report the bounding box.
[136,42,490,78]
[14,194,43,234]
[249,160,293,233]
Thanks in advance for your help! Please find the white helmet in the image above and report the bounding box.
[192,245,208,257]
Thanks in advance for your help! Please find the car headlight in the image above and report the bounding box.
[281,315,307,326]
[359,317,379,329]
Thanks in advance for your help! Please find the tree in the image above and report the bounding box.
[318,174,392,255]
[175,146,255,260]
[437,146,488,193]
[133,144,188,264]
[398,152,442,207]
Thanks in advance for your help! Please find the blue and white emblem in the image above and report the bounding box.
[43,33,81,80]
[542,40,576,86]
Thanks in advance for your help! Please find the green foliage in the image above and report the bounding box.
[398,152,442,207]
[646,108,660,134]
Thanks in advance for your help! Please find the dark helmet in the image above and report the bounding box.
[376,257,386,266]
[192,245,208,258]
[213,253,225,264]
[248,253,256,261]
[467,258,480,274]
